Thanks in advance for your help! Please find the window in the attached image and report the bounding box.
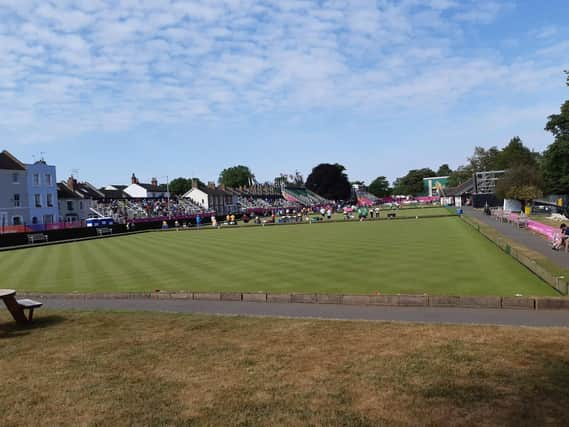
[47,193,53,207]
[79,201,83,209]
[32,217,38,224]
[67,201,74,211]
[33,174,40,186]
[35,194,41,207]
[45,174,52,186]
[12,216,22,225]
[12,173,19,183]
[13,194,20,207]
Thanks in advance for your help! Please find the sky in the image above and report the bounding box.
[1,0,568,187]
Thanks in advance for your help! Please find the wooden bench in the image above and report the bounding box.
[0,289,42,324]
[27,233,48,244]
[96,227,113,236]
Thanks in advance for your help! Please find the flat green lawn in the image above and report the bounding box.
[0,217,556,296]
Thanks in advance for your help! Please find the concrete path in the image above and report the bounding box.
[37,297,569,327]
[464,207,569,270]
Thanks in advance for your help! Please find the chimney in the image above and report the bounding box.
[191,179,198,189]
[151,177,158,188]
[131,173,138,184]
[67,176,77,191]
[207,181,215,189]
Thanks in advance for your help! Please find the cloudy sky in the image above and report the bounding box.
[1,0,568,186]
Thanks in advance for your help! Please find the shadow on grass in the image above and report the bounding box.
[0,314,67,340]
[505,356,569,427]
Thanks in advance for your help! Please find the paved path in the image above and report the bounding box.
[464,207,569,270]
[36,298,569,327]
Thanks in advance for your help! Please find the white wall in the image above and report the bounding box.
[183,188,209,209]
[124,184,147,198]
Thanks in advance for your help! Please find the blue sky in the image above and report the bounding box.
[1,0,568,187]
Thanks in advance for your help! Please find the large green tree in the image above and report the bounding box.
[169,178,191,196]
[392,168,436,196]
[306,163,351,200]
[498,137,540,169]
[218,165,255,188]
[368,176,392,197]
[542,74,569,194]
[436,164,453,176]
[468,146,501,171]
[496,163,543,202]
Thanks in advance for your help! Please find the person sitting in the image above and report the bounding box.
[553,223,569,250]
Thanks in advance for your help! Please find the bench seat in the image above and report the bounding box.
[18,299,43,309]
[17,298,43,322]
[27,233,48,244]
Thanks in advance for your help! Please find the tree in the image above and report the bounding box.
[392,168,436,196]
[498,137,539,169]
[368,176,391,197]
[447,165,473,187]
[436,164,452,176]
[305,163,351,200]
[545,101,569,139]
[542,75,569,194]
[218,165,255,188]
[496,163,543,202]
[468,146,501,171]
[169,178,191,196]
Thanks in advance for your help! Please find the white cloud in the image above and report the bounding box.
[0,0,566,144]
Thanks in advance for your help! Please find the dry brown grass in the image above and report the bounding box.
[1,310,569,426]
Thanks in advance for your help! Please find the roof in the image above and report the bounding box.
[137,183,166,192]
[75,182,104,199]
[57,183,81,199]
[98,188,131,199]
[0,150,26,171]
[198,185,229,196]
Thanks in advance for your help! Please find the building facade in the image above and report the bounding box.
[25,160,58,225]
[0,150,29,227]
[182,180,236,214]
[123,174,169,198]
[58,177,104,222]
[0,150,59,227]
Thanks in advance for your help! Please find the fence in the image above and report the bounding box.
[0,221,86,234]
[461,215,568,295]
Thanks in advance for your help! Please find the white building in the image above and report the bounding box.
[182,180,236,214]
[123,174,169,199]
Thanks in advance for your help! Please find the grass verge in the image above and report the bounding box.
[1,310,569,426]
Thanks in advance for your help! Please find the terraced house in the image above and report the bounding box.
[0,150,59,227]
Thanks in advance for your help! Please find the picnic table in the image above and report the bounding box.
[0,289,42,324]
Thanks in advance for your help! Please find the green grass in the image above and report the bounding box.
[2,311,569,426]
[0,217,556,296]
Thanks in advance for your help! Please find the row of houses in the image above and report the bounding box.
[0,150,247,226]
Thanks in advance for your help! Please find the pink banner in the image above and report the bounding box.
[527,220,557,241]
